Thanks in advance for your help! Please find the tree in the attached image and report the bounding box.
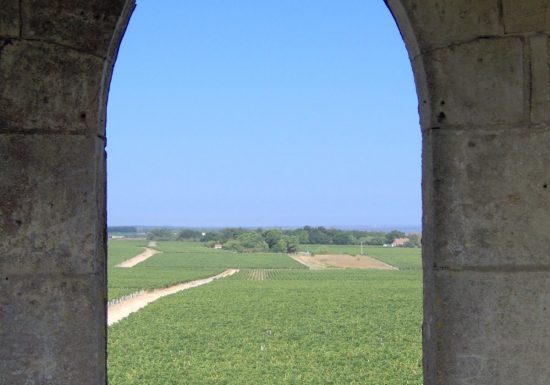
[264,229,284,249]
[407,233,421,247]
[147,228,175,241]
[403,240,416,248]
[309,227,332,244]
[385,230,406,244]
[295,229,310,244]
[235,232,269,252]
[177,229,201,241]
[272,239,288,253]
[224,239,244,252]
[367,237,386,246]
[285,236,299,253]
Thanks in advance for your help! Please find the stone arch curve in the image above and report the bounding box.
[1,1,550,384]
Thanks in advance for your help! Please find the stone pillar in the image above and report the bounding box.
[0,2,133,384]
[386,1,550,384]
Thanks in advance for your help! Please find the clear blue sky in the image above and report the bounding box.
[106,0,420,228]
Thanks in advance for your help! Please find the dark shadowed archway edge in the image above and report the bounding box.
[1,1,550,384]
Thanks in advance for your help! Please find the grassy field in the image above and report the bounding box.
[107,239,148,267]
[108,240,224,301]
[108,241,423,384]
[299,244,422,270]
[142,247,306,270]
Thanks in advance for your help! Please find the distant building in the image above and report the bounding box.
[214,243,223,249]
[391,237,410,247]
[110,235,124,239]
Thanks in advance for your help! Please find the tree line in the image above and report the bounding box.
[146,226,421,252]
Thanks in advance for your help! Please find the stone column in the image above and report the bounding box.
[387,1,550,384]
[0,2,133,384]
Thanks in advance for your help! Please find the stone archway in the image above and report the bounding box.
[1,1,549,384]
[386,1,550,383]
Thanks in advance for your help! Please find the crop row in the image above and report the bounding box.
[109,269,422,384]
[141,245,305,270]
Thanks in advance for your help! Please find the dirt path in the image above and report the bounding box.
[116,247,161,268]
[291,254,397,270]
[108,269,239,326]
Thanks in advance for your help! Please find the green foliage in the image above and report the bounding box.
[367,237,386,246]
[108,226,138,233]
[237,232,270,252]
[108,240,223,301]
[407,233,421,247]
[143,242,305,270]
[284,235,299,253]
[108,267,224,301]
[176,229,202,241]
[271,239,287,253]
[108,269,422,385]
[197,227,420,254]
[385,230,407,244]
[147,228,176,241]
[107,240,147,268]
[263,229,284,249]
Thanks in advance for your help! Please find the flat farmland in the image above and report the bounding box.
[108,240,223,301]
[108,239,148,267]
[109,270,422,385]
[299,244,422,270]
[108,241,423,384]
[143,242,306,270]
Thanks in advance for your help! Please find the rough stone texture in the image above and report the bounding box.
[426,271,550,385]
[0,135,104,275]
[0,40,105,134]
[502,0,550,34]
[530,34,550,124]
[0,1,132,384]
[386,1,550,384]
[426,128,550,268]
[392,0,502,51]
[21,0,127,57]
[0,275,105,385]
[0,1,19,39]
[2,1,550,385]
[421,37,526,128]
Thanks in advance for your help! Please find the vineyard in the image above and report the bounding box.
[108,240,422,384]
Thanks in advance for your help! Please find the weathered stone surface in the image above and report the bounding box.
[21,0,127,57]
[389,0,501,52]
[425,128,550,268]
[421,37,525,128]
[0,1,549,385]
[0,134,104,275]
[0,1,19,38]
[530,34,550,124]
[0,40,104,134]
[426,271,550,385]
[502,0,550,34]
[0,275,106,385]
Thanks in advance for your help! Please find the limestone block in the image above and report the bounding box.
[502,0,550,34]
[0,1,19,38]
[21,0,127,57]
[0,40,104,134]
[530,34,550,123]
[0,134,104,275]
[427,270,550,385]
[424,129,550,268]
[421,37,525,128]
[390,0,501,52]
[0,275,105,385]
